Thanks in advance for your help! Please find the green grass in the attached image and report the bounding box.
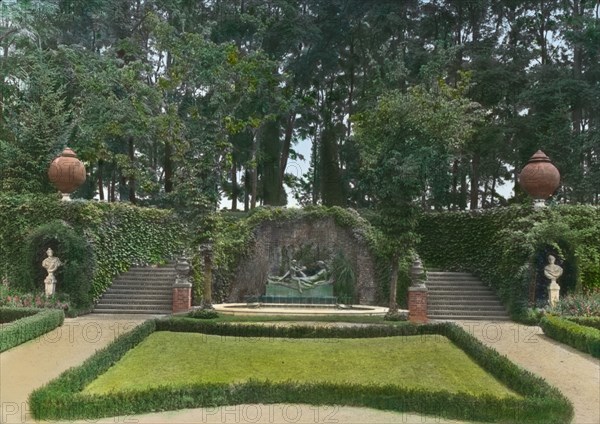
[85,331,518,398]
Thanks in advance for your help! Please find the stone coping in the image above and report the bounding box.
[213,303,392,316]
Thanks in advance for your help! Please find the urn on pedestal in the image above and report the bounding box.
[48,148,86,201]
[518,150,560,208]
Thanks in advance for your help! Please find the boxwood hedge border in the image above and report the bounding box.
[30,319,573,424]
[0,307,65,352]
[540,315,600,358]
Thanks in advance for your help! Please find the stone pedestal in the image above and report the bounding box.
[408,286,428,324]
[548,281,560,307]
[172,282,192,313]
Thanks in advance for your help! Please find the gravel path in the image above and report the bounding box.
[456,320,600,424]
[1,316,598,423]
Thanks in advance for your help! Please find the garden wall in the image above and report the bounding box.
[0,194,185,308]
[417,205,600,317]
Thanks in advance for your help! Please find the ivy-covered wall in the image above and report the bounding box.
[202,206,412,307]
[417,205,600,317]
[0,194,185,307]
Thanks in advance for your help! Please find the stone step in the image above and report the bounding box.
[428,298,504,305]
[420,270,508,321]
[102,293,172,299]
[110,282,173,289]
[96,298,171,306]
[427,271,479,280]
[95,262,178,314]
[113,274,177,284]
[427,278,487,283]
[428,308,509,316]
[429,315,510,321]
[93,303,172,311]
[428,289,496,296]
[104,287,172,294]
[93,307,172,314]
[428,304,507,312]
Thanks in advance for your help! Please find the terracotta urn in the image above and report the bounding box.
[518,150,560,207]
[48,148,86,200]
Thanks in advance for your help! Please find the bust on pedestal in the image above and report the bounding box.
[544,255,563,307]
[42,248,63,296]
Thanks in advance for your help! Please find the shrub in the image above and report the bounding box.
[540,315,600,358]
[187,309,219,319]
[548,289,600,317]
[0,307,38,324]
[565,316,600,330]
[0,307,65,352]
[30,319,573,423]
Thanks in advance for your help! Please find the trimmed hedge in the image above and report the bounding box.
[566,316,600,330]
[30,319,573,423]
[0,307,65,352]
[0,307,38,324]
[540,315,600,358]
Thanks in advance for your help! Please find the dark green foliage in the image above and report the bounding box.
[540,315,600,359]
[0,307,64,352]
[30,319,573,423]
[565,316,600,330]
[330,251,356,304]
[0,307,38,324]
[0,194,185,307]
[418,204,600,317]
[18,220,93,306]
[186,309,219,320]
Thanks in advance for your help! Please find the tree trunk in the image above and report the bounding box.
[261,120,284,205]
[244,168,250,211]
[128,137,136,204]
[451,158,459,210]
[97,160,105,201]
[250,131,258,209]
[164,139,173,193]
[231,159,238,211]
[470,154,480,210]
[319,125,345,206]
[279,113,296,187]
[389,255,399,313]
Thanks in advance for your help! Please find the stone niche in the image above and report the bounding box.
[228,216,377,304]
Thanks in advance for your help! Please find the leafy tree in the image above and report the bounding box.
[354,81,483,311]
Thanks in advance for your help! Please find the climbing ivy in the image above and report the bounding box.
[417,205,600,317]
[195,206,410,306]
[0,194,186,307]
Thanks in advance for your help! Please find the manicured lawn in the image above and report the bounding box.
[84,331,518,398]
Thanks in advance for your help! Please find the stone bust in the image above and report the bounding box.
[544,255,563,283]
[42,248,63,296]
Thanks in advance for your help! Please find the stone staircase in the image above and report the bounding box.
[94,263,176,314]
[426,271,510,321]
